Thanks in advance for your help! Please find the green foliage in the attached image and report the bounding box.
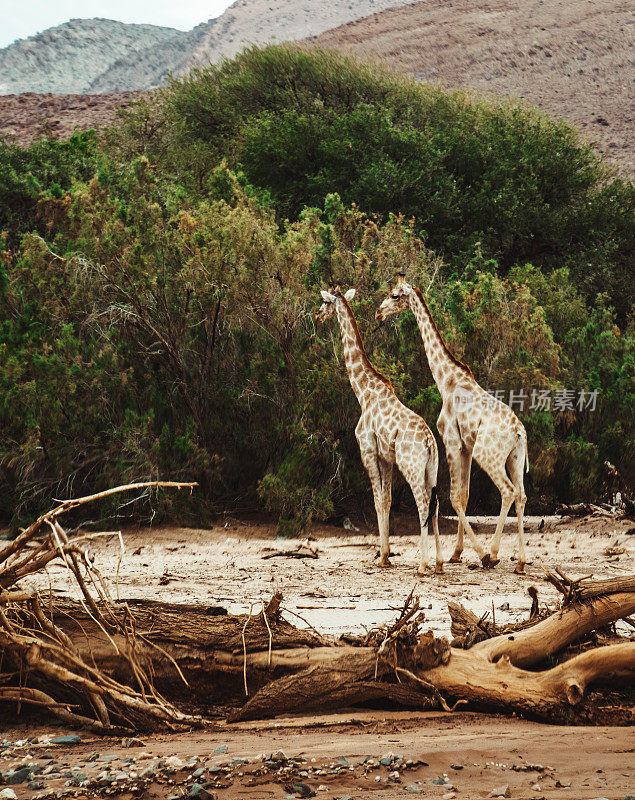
[109,45,633,318]
[0,132,97,246]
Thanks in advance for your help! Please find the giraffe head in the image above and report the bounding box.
[316,286,356,322]
[375,272,411,321]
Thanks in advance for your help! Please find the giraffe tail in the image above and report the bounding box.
[425,485,439,526]
[525,440,530,473]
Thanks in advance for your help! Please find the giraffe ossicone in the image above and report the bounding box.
[316,286,444,574]
[376,274,529,574]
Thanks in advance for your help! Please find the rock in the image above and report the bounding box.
[213,745,228,754]
[69,773,88,785]
[140,766,156,778]
[123,737,145,748]
[85,752,100,762]
[317,786,328,792]
[442,794,457,800]
[28,780,44,790]
[337,756,349,766]
[498,602,510,611]
[488,785,510,798]
[4,767,31,785]
[0,790,18,800]
[164,755,184,772]
[189,783,214,799]
[451,764,463,770]
[192,767,205,778]
[531,785,541,791]
[406,785,422,792]
[50,735,81,745]
[290,783,316,798]
[271,750,287,762]
[432,777,447,785]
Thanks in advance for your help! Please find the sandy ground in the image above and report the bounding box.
[1,710,633,799]
[2,512,633,798]
[26,511,634,638]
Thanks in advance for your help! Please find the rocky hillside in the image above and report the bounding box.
[311,0,634,176]
[0,18,181,95]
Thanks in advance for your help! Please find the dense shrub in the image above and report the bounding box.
[108,46,634,318]
[0,46,633,529]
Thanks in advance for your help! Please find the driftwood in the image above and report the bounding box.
[2,487,634,730]
[0,482,204,734]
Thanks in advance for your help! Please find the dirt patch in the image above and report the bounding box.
[0,91,141,147]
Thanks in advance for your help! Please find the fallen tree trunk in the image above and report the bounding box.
[2,485,633,729]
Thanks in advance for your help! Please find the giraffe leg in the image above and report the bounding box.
[480,461,515,568]
[399,447,443,575]
[446,447,486,561]
[449,449,472,563]
[359,445,392,567]
[507,441,528,574]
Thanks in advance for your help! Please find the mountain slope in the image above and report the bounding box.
[310,0,634,176]
[0,18,182,95]
[89,0,423,92]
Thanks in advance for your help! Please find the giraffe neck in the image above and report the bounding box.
[407,287,473,397]
[335,298,384,405]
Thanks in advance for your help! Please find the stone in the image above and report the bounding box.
[271,750,287,762]
[85,752,100,762]
[189,783,214,799]
[432,777,447,785]
[337,756,349,766]
[451,764,463,770]
[0,790,18,800]
[192,767,205,778]
[290,783,316,798]
[164,755,184,772]
[4,767,31,785]
[406,785,422,792]
[488,785,510,798]
[50,735,81,745]
[28,780,44,790]
[69,773,88,785]
[213,745,227,755]
[123,738,145,748]
[141,766,156,778]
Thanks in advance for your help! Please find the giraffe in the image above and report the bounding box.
[376,274,529,574]
[316,286,444,574]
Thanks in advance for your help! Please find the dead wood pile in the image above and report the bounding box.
[1,486,634,732]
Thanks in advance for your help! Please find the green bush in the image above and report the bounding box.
[109,45,634,318]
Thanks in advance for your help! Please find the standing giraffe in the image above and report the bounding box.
[376,274,529,574]
[316,286,444,574]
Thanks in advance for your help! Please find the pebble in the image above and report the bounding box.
[123,738,145,748]
[488,785,510,798]
[140,766,156,778]
[531,784,541,791]
[3,767,31,785]
[28,780,44,790]
[406,785,422,793]
[0,790,18,800]
[214,745,228,755]
[85,752,100,762]
[50,735,81,745]
[164,755,185,772]
[337,756,349,766]
[442,794,457,800]
[189,783,214,799]
[290,783,315,798]
[317,786,328,791]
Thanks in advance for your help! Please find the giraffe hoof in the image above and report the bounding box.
[448,554,463,564]
[417,563,429,575]
[379,557,391,568]
[481,554,500,569]
[514,561,526,575]
[434,563,445,575]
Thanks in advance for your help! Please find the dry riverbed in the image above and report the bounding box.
[1,511,633,799]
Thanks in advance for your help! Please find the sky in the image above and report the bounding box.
[0,0,236,48]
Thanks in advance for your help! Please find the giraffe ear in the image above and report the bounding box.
[320,290,336,302]
[344,288,356,301]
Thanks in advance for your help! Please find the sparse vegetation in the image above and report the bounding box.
[0,46,633,529]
